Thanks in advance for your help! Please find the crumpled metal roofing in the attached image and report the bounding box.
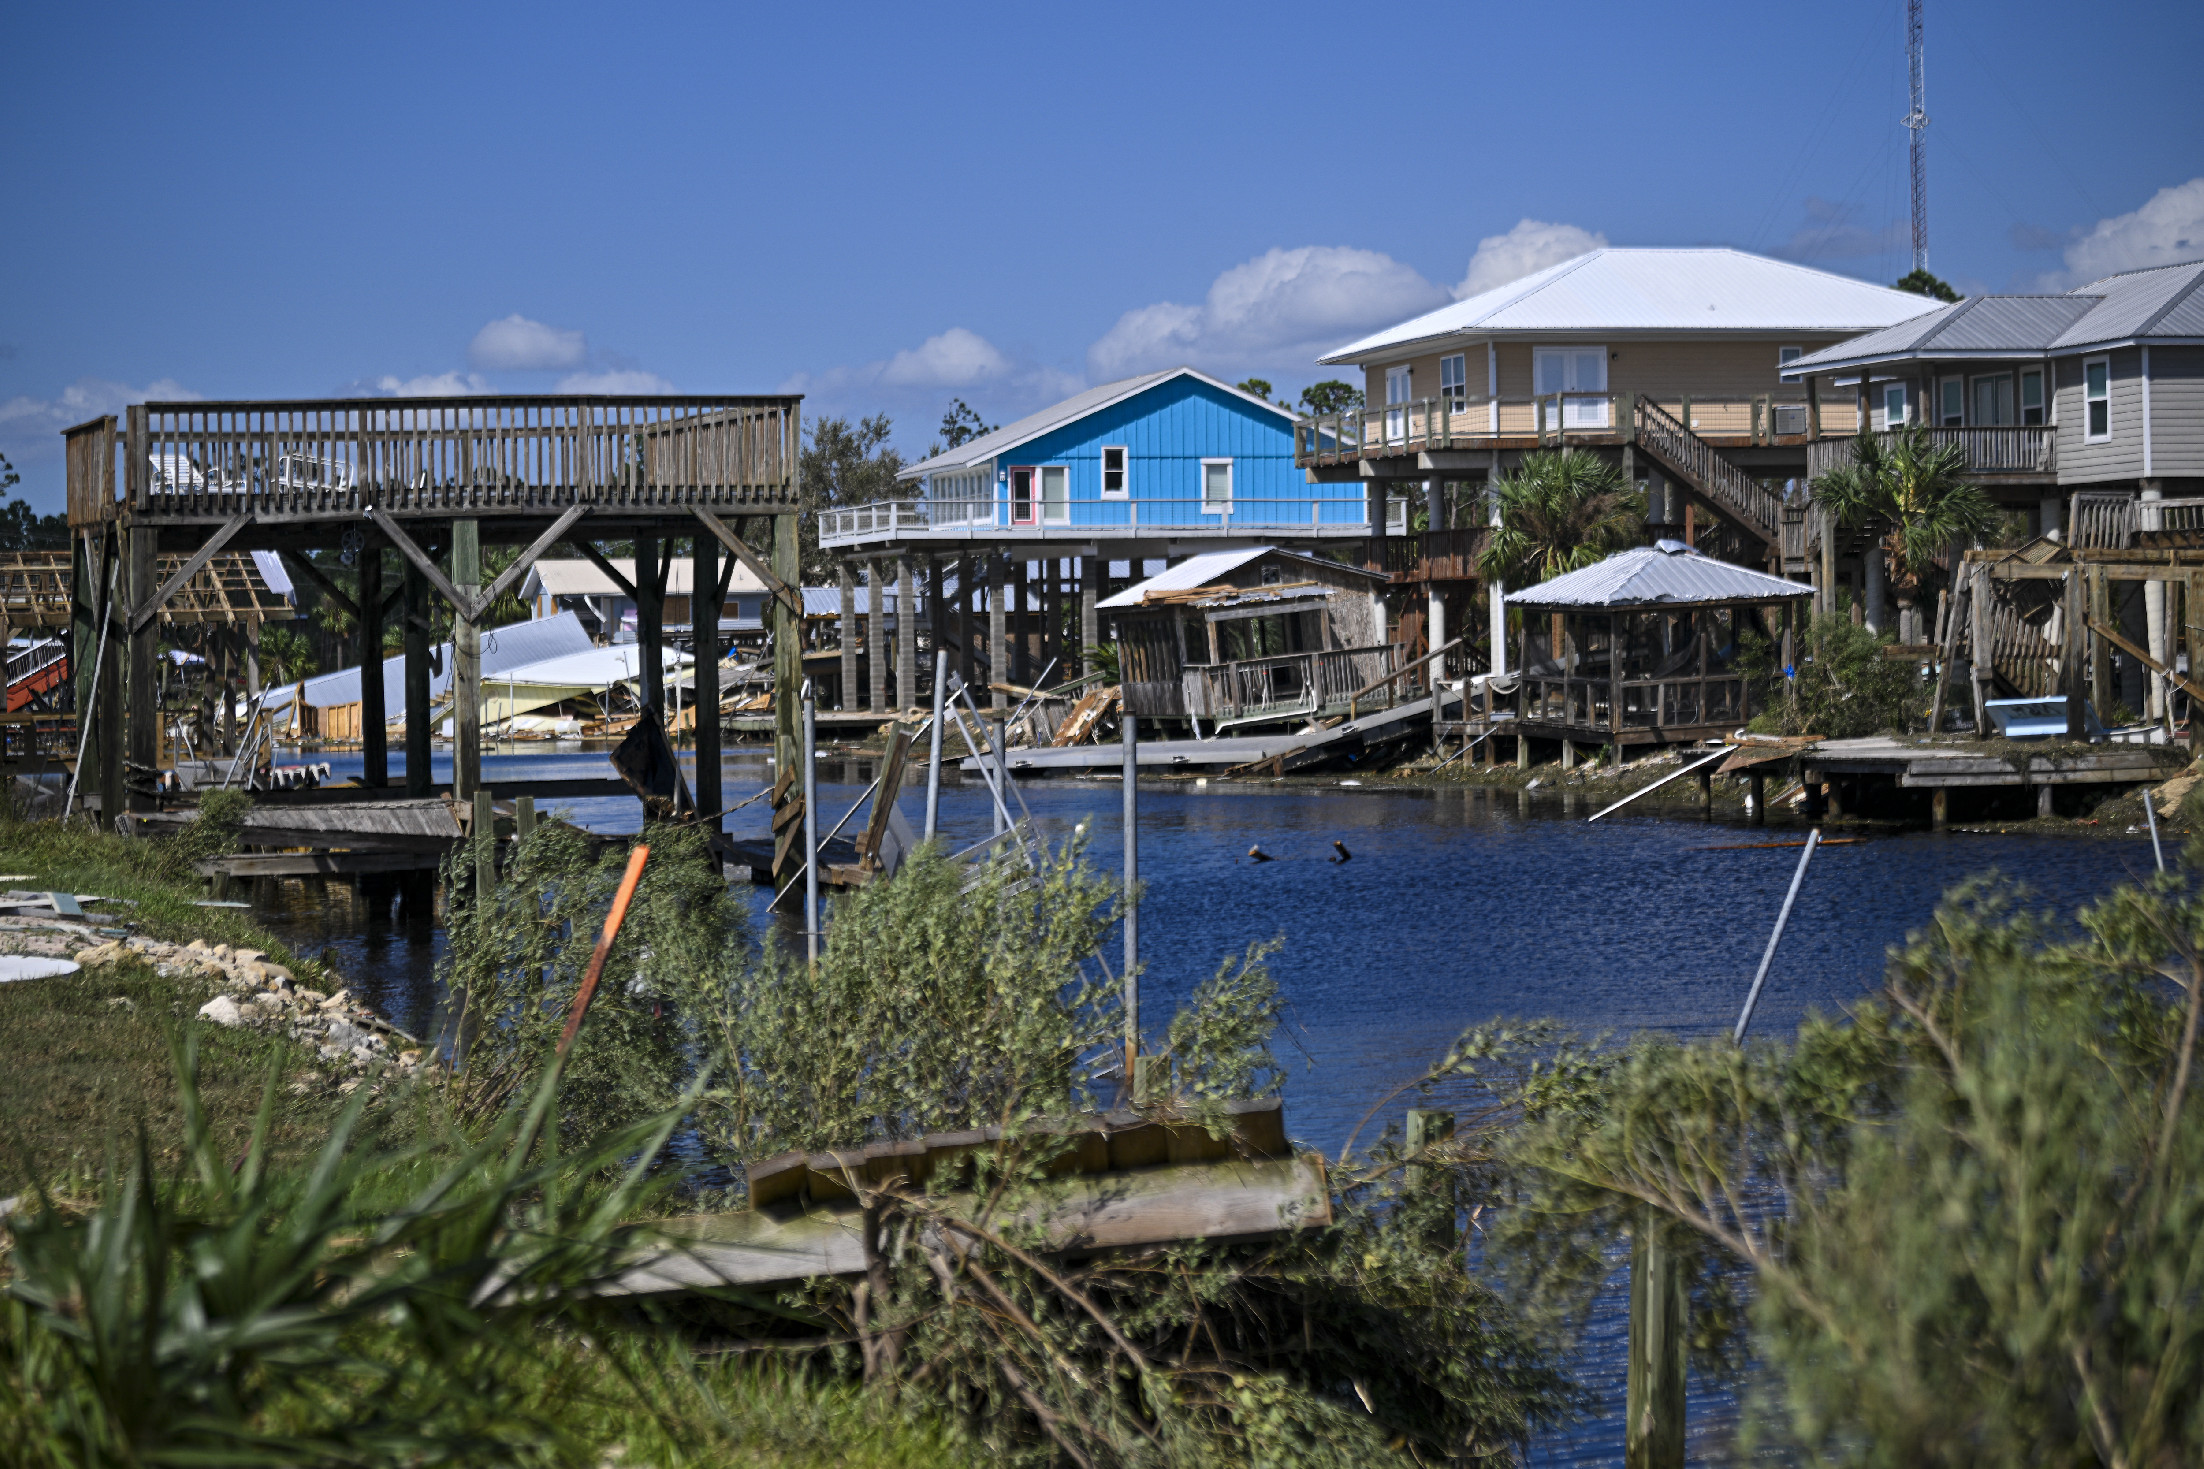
[1321,249,1938,363]
[264,611,595,712]
[1096,546,1379,609]
[1506,543,1813,609]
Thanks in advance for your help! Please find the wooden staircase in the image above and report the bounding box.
[1632,396,1786,552]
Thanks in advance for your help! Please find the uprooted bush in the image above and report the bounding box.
[433,824,1581,1465]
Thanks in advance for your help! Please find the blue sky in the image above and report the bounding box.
[4,0,2199,510]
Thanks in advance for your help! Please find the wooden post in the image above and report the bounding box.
[988,554,1008,709]
[1932,787,1948,828]
[693,530,722,831]
[1626,1210,1688,1469]
[403,558,432,798]
[1080,554,1100,676]
[358,544,386,787]
[452,520,482,802]
[2088,567,2112,715]
[126,520,158,813]
[1008,555,1029,685]
[636,534,664,715]
[516,794,536,839]
[1969,564,1992,736]
[869,556,889,712]
[1699,767,1713,815]
[838,562,857,710]
[895,552,916,710]
[472,787,495,898]
[772,510,804,890]
[2064,569,2087,740]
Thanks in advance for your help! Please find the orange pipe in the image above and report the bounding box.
[557,843,650,1058]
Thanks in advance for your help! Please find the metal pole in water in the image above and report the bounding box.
[1733,828,1821,1044]
[2144,785,2166,872]
[802,681,820,964]
[1122,707,1140,1076]
[924,648,947,841]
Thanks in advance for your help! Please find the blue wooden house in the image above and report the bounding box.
[819,367,1375,554]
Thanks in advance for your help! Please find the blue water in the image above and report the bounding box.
[248,740,2155,1463]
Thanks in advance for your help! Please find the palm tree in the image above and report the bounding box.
[1476,449,1646,590]
[1812,426,1998,641]
[257,625,317,685]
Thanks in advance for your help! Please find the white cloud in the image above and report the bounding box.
[0,376,201,445]
[468,314,588,371]
[1088,246,1448,380]
[783,328,1080,435]
[352,371,492,397]
[556,368,676,394]
[1455,219,1608,297]
[878,328,1012,389]
[2045,178,2204,288]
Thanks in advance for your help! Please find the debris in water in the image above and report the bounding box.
[1330,841,1352,864]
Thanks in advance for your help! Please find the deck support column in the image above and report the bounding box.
[926,554,947,694]
[403,559,431,798]
[1862,538,1885,634]
[358,544,386,787]
[2063,570,2087,741]
[838,563,857,710]
[1487,454,1507,676]
[125,520,158,815]
[1080,554,1099,675]
[2037,783,2054,819]
[636,534,664,716]
[988,554,1007,709]
[1932,787,1948,828]
[693,531,722,832]
[1748,772,1765,826]
[868,555,888,713]
[956,554,975,691]
[2143,481,2167,719]
[772,510,804,890]
[895,552,915,710]
[1009,555,1029,685]
[452,520,481,803]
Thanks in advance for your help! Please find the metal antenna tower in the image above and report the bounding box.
[1904,0,1929,272]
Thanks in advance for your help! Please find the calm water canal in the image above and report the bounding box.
[250,743,2155,1463]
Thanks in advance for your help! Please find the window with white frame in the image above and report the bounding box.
[1779,345,1803,371]
[1201,458,1232,515]
[1384,365,1412,442]
[1440,354,1468,412]
[1534,345,1609,428]
[1040,465,1068,523]
[2084,356,2111,441]
[2020,369,2045,426]
[1100,445,1128,498]
[1882,383,1909,428]
[1940,378,1964,427]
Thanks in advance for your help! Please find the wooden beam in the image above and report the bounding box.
[691,507,799,616]
[2086,616,2204,707]
[474,504,587,614]
[565,538,638,600]
[130,512,251,634]
[367,509,472,620]
[278,549,360,621]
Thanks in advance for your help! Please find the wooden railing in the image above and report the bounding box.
[2068,492,2138,550]
[1295,393,1836,466]
[1805,427,2056,482]
[1632,397,1784,546]
[1518,673,1749,734]
[1378,527,1488,581]
[108,396,803,522]
[1179,644,1399,727]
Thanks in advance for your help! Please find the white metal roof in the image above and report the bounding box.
[524,557,769,598]
[1505,542,1813,609]
[1096,546,1380,609]
[1320,249,1941,364]
[899,366,1298,481]
[264,611,596,712]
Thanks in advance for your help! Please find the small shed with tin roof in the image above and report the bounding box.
[1504,541,1812,749]
[1101,546,1393,728]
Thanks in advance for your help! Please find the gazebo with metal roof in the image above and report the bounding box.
[1503,541,1812,752]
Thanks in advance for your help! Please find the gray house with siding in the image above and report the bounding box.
[1786,258,2204,540]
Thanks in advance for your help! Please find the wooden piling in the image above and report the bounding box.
[772,510,804,891]
[403,559,432,798]
[452,520,482,802]
[359,543,386,787]
[693,530,722,830]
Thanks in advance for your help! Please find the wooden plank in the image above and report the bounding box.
[691,507,800,615]
[565,538,637,600]
[2086,616,2204,706]
[278,548,360,621]
[366,508,473,619]
[474,503,588,612]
